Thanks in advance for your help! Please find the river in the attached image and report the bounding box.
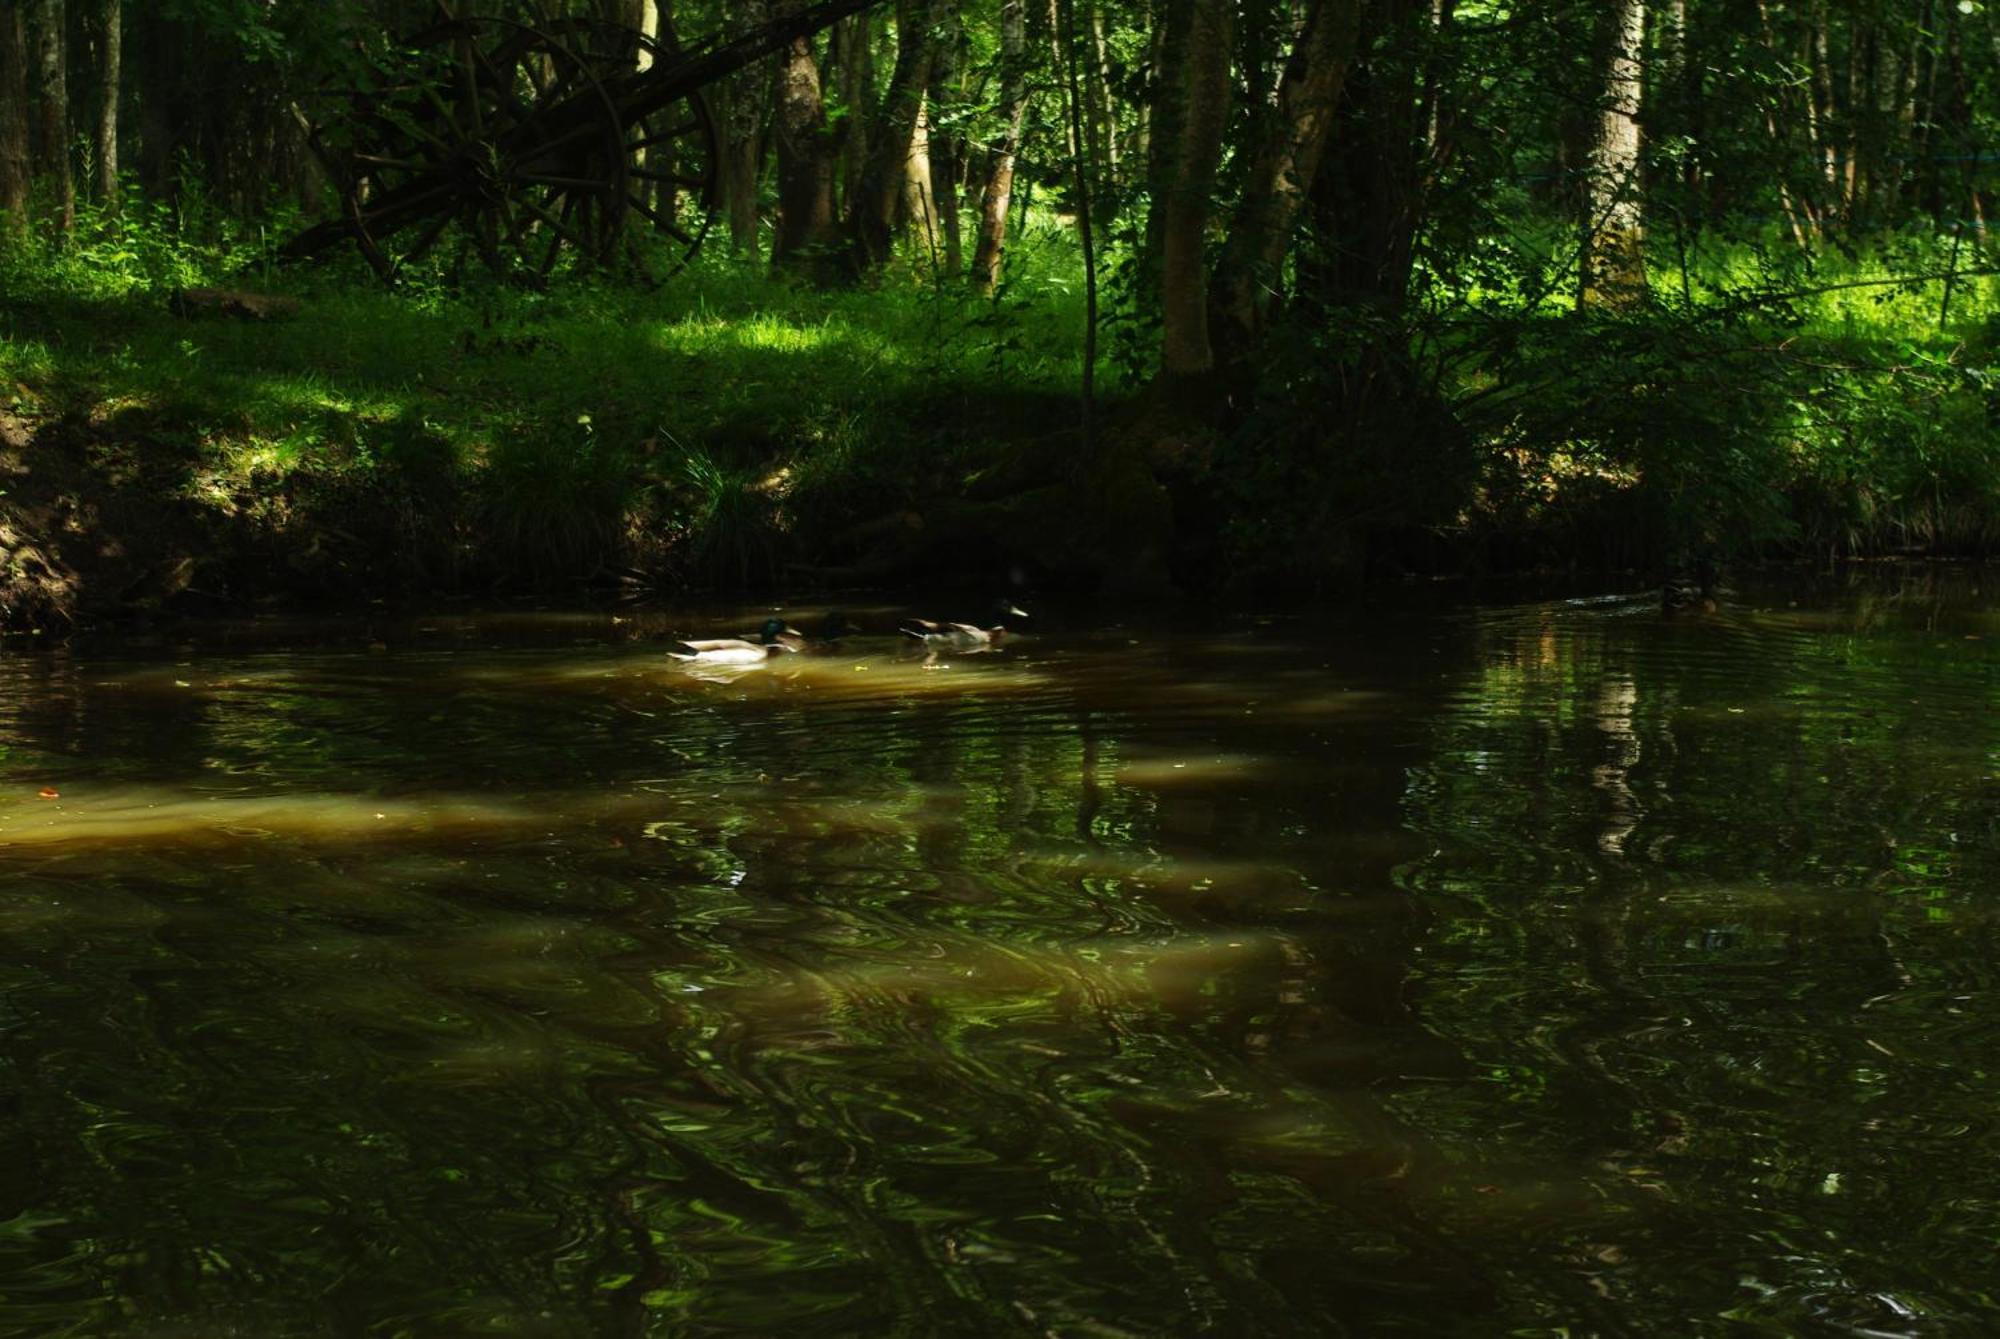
[2,571,1995,1335]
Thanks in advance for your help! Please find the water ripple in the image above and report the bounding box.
[1,583,1997,1332]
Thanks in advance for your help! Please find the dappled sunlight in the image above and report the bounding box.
[0,785,640,849]
[682,927,1306,1026]
[1011,847,1322,908]
[4,585,2000,1334]
[1110,750,1271,787]
[650,312,867,359]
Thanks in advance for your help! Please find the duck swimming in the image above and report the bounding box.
[666,616,801,666]
[901,601,1029,653]
[785,612,859,654]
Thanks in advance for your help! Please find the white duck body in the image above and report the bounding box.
[667,618,800,666]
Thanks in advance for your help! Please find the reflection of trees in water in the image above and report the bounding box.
[4,601,1998,1331]
[1396,599,2000,1325]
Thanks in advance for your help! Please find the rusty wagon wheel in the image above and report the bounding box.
[309,15,720,281]
[545,18,723,279]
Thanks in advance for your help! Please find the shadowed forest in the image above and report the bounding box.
[3,0,1998,623]
[6,7,2000,1336]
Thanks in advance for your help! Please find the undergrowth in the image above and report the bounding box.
[1215,221,2000,588]
[0,197,1089,591]
[1,194,1995,599]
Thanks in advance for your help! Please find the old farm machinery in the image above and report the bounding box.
[284,0,881,281]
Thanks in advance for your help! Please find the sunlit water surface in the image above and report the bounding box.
[2,575,1998,1336]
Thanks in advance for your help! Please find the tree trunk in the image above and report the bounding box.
[969,0,1027,294]
[1211,0,1365,356]
[1902,1,1932,220]
[1087,5,1116,181]
[0,2,30,230]
[1137,0,1190,313]
[926,0,963,276]
[1314,0,1431,309]
[772,29,840,278]
[133,1,175,197]
[95,0,117,207]
[36,0,73,231]
[1754,0,1813,245]
[1579,0,1646,310]
[903,94,939,258]
[1130,0,1157,170]
[847,0,944,274]
[832,13,874,217]
[1157,0,1232,379]
[717,0,771,253]
[1808,1,1837,202]
[634,0,663,217]
[1843,15,1872,222]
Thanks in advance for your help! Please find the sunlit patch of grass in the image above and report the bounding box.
[0,214,1095,589]
[10,200,1987,590]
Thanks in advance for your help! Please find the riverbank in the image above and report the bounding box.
[3,226,1997,628]
[1,229,1099,626]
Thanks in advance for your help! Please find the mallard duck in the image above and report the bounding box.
[666,616,801,665]
[783,612,859,654]
[901,601,1029,653]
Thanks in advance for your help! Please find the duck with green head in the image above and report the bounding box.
[666,616,801,666]
[901,600,1029,653]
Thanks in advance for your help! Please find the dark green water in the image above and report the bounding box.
[2,575,1998,1336]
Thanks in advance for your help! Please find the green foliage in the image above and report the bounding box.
[0,185,283,300]
[1445,230,2000,570]
[1470,309,1804,568]
[6,191,1996,596]
[1215,306,1475,590]
[0,207,1089,593]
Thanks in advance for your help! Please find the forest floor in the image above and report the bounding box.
[3,219,1998,628]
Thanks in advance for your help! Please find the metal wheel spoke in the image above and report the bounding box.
[518,171,620,192]
[522,193,598,258]
[629,166,706,191]
[626,193,696,248]
[399,208,457,271]
[630,121,700,151]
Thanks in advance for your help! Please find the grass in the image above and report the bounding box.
[1,195,1995,609]
[1409,219,2000,573]
[0,202,1092,595]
